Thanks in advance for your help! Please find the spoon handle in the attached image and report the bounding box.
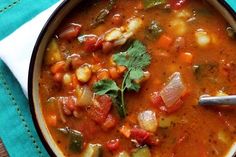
[199,95,236,106]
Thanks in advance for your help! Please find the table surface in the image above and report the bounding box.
[0,139,8,157]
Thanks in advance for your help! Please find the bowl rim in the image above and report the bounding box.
[28,0,69,156]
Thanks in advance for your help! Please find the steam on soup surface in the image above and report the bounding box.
[39,0,236,156]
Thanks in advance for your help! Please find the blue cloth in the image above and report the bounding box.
[0,0,58,156]
[0,0,58,40]
[225,0,236,13]
[0,60,49,157]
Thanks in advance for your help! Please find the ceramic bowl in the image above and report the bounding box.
[28,0,236,156]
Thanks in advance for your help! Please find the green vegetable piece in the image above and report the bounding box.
[132,146,151,157]
[143,0,166,9]
[58,127,84,152]
[158,116,179,128]
[81,143,102,157]
[44,39,62,65]
[91,0,116,27]
[146,21,163,39]
[115,151,130,157]
[193,63,219,81]
[93,40,151,118]
[226,26,236,39]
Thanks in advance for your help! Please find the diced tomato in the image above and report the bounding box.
[150,91,183,114]
[88,95,112,124]
[130,127,150,144]
[102,114,117,131]
[145,134,160,146]
[59,24,82,40]
[94,37,103,49]
[169,0,187,10]
[150,92,165,108]
[50,61,66,74]
[106,139,120,152]
[84,36,98,52]
[166,99,183,113]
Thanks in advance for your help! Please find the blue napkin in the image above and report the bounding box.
[226,0,236,12]
[0,0,58,40]
[0,0,58,156]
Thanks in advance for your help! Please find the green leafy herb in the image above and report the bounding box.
[146,20,163,39]
[58,127,84,152]
[91,0,116,27]
[143,0,166,9]
[93,40,151,118]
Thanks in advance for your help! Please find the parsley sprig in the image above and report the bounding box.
[93,40,151,118]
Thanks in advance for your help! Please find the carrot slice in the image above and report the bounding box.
[156,35,173,50]
[179,52,193,64]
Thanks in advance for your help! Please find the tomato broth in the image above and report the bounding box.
[39,0,236,157]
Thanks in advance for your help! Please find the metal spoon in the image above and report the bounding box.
[199,95,236,106]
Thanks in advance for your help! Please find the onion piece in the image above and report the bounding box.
[160,72,186,108]
[138,110,157,133]
[76,86,93,106]
[58,98,66,123]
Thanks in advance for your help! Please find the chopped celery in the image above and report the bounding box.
[44,39,62,65]
[58,127,84,152]
[81,143,103,157]
[115,151,130,157]
[132,146,151,157]
[158,116,178,128]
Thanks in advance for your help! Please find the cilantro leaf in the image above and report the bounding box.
[93,40,151,118]
[113,40,151,91]
[93,79,119,98]
[113,40,151,70]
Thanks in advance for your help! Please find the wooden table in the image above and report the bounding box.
[0,139,8,157]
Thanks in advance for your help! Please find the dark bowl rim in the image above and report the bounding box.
[28,0,69,156]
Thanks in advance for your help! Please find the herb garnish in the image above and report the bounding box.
[93,40,151,118]
[146,20,163,39]
[91,0,116,27]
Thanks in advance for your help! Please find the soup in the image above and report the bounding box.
[39,0,236,156]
